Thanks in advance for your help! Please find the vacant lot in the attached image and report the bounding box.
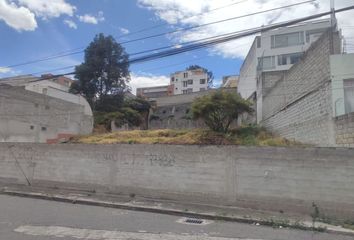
[71,127,304,146]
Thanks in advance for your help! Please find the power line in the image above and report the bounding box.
[31,42,249,76]
[3,0,316,69]
[117,0,249,39]
[2,0,248,69]
[23,5,354,82]
[118,0,317,45]
[127,6,354,64]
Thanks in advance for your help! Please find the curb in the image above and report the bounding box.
[1,190,353,237]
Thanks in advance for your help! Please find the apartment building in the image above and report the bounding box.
[136,85,173,98]
[238,19,332,99]
[170,68,209,95]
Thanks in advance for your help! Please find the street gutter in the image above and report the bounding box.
[1,188,354,237]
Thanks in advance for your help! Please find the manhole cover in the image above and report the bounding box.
[177,217,212,225]
[185,218,204,224]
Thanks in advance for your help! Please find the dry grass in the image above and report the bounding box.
[71,127,304,147]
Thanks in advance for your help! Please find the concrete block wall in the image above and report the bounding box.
[335,112,354,147]
[261,30,341,146]
[149,103,206,129]
[0,85,93,143]
[150,88,237,129]
[0,143,354,220]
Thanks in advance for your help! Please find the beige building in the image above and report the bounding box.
[170,68,209,95]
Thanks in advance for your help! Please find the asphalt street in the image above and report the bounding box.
[0,194,352,240]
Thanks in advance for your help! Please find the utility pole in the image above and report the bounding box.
[330,0,336,54]
[330,0,337,29]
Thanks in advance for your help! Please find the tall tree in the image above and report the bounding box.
[70,33,130,109]
[186,65,214,87]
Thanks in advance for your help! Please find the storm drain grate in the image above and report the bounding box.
[184,218,204,224]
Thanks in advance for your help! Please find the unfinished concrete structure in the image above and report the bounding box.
[238,19,332,100]
[258,28,354,147]
[149,88,236,129]
[0,76,93,143]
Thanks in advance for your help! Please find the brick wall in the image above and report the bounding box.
[335,112,354,147]
[261,30,341,146]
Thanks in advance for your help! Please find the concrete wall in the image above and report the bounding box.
[149,88,237,129]
[149,103,206,129]
[238,38,258,99]
[24,80,93,116]
[238,20,331,100]
[261,30,341,147]
[335,112,354,147]
[0,143,354,220]
[330,53,354,116]
[0,85,93,143]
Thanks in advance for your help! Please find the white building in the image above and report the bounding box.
[330,53,354,117]
[170,68,209,95]
[0,75,92,116]
[238,19,332,99]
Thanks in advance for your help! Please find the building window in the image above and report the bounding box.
[30,125,34,130]
[182,90,188,94]
[175,87,178,90]
[183,72,188,78]
[344,79,354,113]
[258,56,275,70]
[256,37,261,48]
[41,127,47,131]
[306,28,326,43]
[200,79,206,84]
[183,81,188,87]
[200,88,206,91]
[45,105,50,110]
[171,77,175,82]
[187,79,193,85]
[277,52,303,66]
[187,88,193,93]
[271,31,304,48]
[289,53,303,64]
[278,55,288,66]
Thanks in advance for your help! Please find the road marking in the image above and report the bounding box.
[14,225,263,240]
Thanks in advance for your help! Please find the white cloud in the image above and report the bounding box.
[0,0,37,31]
[18,0,76,19]
[119,27,130,34]
[63,19,77,29]
[78,11,104,25]
[0,66,22,77]
[0,66,12,73]
[138,0,354,58]
[129,73,170,94]
[0,0,76,31]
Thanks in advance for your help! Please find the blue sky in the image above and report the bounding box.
[0,0,354,92]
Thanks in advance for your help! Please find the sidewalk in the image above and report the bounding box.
[1,185,354,237]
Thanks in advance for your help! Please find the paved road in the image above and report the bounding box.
[0,195,352,240]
